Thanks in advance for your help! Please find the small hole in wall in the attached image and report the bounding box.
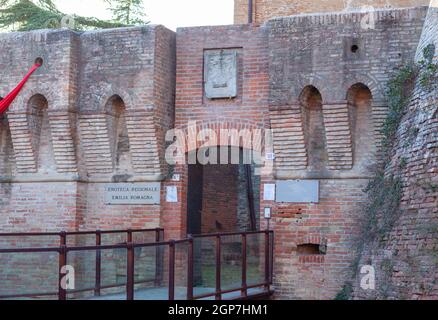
[35,57,43,66]
[297,243,326,255]
[351,45,359,53]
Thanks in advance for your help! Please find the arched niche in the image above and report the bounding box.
[346,83,374,170]
[105,95,132,173]
[27,94,56,173]
[299,85,328,172]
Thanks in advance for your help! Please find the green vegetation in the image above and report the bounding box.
[105,0,148,25]
[336,45,438,300]
[0,0,148,31]
[418,44,438,91]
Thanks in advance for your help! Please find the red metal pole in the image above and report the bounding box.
[187,235,194,300]
[168,240,176,300]
[241,233,248,297]
[58,231,67,300]
[127,229,133,243]
[95,230,101,296]
[155,228,162,286]
[126,228,134,300]
[215,235,222,300]
[126,242,135,300]
[270,231,274,284]
[264,231,270,291]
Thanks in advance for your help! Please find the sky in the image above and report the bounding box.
[56,0,234,31]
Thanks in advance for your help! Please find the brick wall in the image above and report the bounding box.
[234,0,430,24]
[265,6,427,299]
[352,4,438,300]
[0,26,175,237]
[171,7,427,299]
[162,23,270,240]
[201,164,238,233]
[0,5,433,300]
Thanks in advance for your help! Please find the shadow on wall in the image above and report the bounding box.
[105,95,133,175]
[27,94,57,174]
[299,85,329,174]
[347,83,375,172]
[0,112,16,178]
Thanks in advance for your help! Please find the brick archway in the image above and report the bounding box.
[185,145,261,236]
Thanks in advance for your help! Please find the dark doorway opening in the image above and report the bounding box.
[186,147,260,235]
[187,162,203,235]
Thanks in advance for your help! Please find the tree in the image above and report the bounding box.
[0,0,128,31]
[105,0,148,25]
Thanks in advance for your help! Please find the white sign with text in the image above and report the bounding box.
[104,183,161,205]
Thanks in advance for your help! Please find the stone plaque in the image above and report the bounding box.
[276,180,319,203]
[104,183,161,205]
[204,49,237,99]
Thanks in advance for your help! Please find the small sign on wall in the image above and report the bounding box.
[104,183,161,205]
[171,174,181,182]
[166,186,178,203]
[263,184,276,201]
[275,180,319,203]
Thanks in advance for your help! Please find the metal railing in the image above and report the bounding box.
[0,229,274,300]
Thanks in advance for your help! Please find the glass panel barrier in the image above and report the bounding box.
[246,232,265,288]
[101,232,127,246]
[220,234,243,293]
[66,248,96,299]
[66,234,94,247]
[98,247,127,298]
[0,251,58,300]
[133,244,168,300]
[192,237,216,298]
[0,235,59,249]
[132,230,158,244]
[173,241,189,300]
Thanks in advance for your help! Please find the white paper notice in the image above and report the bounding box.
[166,186,178,203]
[263,184,276,201]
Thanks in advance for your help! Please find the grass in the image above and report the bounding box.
[195,264,264,289]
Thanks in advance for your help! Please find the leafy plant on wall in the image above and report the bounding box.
[336,45,438,300]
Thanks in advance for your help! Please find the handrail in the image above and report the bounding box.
[0,229,274,300]
[0,228,163,237]
[191,230,267,238]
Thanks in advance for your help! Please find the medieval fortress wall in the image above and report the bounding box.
[234,0,430,24]
[353,4,438,300]
[0,26,176,233]
[0,5,435,299]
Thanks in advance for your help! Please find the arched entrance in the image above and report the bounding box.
[186,146,260,236]
[185,145,263,289]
